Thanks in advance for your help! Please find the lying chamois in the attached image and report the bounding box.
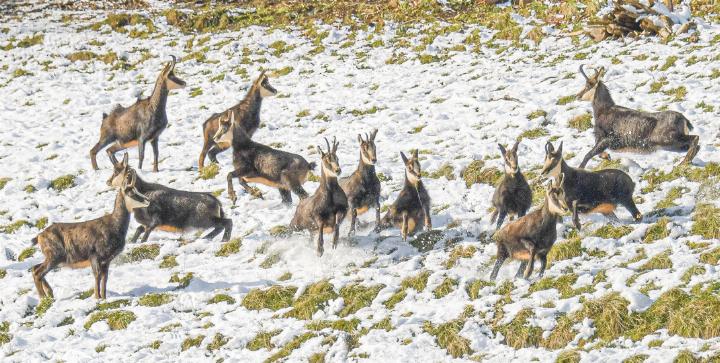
[340,130,381,236]
[490,140,532,230]
[378,150,431,241]
[198,71,277,169]
[107,153,232,243]
[90,56,186,172]
[31,168,150,299]
[490,173,569,280]
[576,65,699,168]
[223,111,314,205]
[541,141,641,230]
[291,138,348,257]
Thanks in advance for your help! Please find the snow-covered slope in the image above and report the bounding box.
[1,4,719,362]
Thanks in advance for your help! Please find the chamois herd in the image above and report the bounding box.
[28,58,701,300]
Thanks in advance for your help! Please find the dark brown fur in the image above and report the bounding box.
[90,56,186,172]
[490,140,532,230]
[339,130,381,236]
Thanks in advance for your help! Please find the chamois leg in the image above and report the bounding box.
[151,138,160,172]
[316,220,325,257]
[579,137,612,169]
[603,211,621,224]
[537,254,548,277]
[198,142,211,170]
[401,211,409,241]
[141,224,157,243]
[423,200,432,231]
[333,212,343,249]
[495,210,507,230]
[620,197,642,222]
[90,257,102,299]
[32,259,57,298]
[520,238,536,279]
[572,200,581,231]
[204,217,232,241]
[105,142,128,168]
[226,170,239,205]
[283,171,308,200]
[130,226,145,243]
[207,145,224,165]
[515,262,528,278]
[99,261,110,299]
[220,218,233,242]
[679,135,700,166]
[490,246,509,280]
[490,210,498,223]
[348,205,358,237]
[278,189,292,205]
[137,139,147,170]
[90,134,115,170]
[373,198,382,232]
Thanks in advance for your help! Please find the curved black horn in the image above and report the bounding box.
[324,137,331,153]
[332,136,338,153]
[169,55,177,71]
[579,64,589,81]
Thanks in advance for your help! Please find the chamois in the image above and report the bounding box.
[31,167,150,299]
[223,111,315,205]
[490,140,532,230]
[541,141,641,230]
[290,138,348,257]
[90,56,186,172]
[339,129,381,236]
[490,173,569,280]
[378,150,432,241]
[576,65,700,168]
[198,71,277,169]
[107,153,232,243]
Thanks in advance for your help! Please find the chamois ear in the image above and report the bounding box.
[497,143,507,156]
[121,153,129,168]
[597,66,606,79]
[332,137,338,154]
[109,152,119,166]
[370,129,378,141]
[102,112,108,120]
[229,110,236,125]
[258,70,267,81]
[511,139,520,153]
[316,145,324,156]
[557,172,565,187]
[358,134,364,144]
[400,151,408,164]
[556,141,563,156]
[545,141,554,155]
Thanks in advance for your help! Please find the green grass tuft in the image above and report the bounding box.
[247,330,281,351]
[517,128,549,141]
[216,238,242,257]
[169,272,194,288]
[638,249,673,271]
[461,160,503,188]
[35,297,53,316]
[284,280,337,320]
[138,293,173,307]
[423,319,472,358]
[528,273,590,299]
[127,244,160,262]
[338,284,384,317]
[577,292,631,342]
[466,279,493,300]
[198,163,219,180]
[541,314,576,350]
[84,310,136,330]
[181,334,205,351]
[497,308,542,349]
[548,237,582,263]
[265,332,315,363]
[306,318,360,333]
[556,350,581,363]
[691,204,720,239]
[208,293,236,305]
[426,163,455,180]
[433,277,458,299]
[594,225,633,239]
[243,285,297,311]
[159,255,178,269]
[2,220,32,234]
[568,113,593,131]
[644,217,670,243]
[557,95,575,105]
[207,333,229,351]
[95,299,130,311]
[49,174,76,191]
[445,245,476,268]
[269,225,291,238]
[0,177,10,190]
[17,246,36,261]
[527,109,547,120]
[699,248,720,265]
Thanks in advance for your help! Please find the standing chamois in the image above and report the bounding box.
[291,138,348,257]
[378,150,432,241]
[222,111,315,204]
[107,154,232,243]
[340,130,381,236]
[576,65,699,168]
[198,71,277,169]
[490,140,532,230]
[541,141,641,230]
[490,173,569,280]
[31,167,150,299]
[90,56,186,172]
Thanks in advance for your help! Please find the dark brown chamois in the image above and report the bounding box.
[378,150,432,241]
[198,71,277,169]
[223,111,315,205]
[107,153,232,243]
[90,56,186,172]
[290,138,348,257]
[339,129,381,236]
[490,173,570,280]
[31,169,149,299]
[576,65,699,168]
[541,141,641,230]
[490,140,532,230]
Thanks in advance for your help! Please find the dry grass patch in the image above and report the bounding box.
[283,280,337,320]
[423,319,472,358]
[242,285,297,311]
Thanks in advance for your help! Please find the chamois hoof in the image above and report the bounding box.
[316,248,324,257]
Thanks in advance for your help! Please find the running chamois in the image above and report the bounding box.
[541,141,641,230]
[222,111,314,204]
[340,130,381,236]
[378,150,431,240]
[31,168,150,299]
[107,154,232,243]
[576,65,699,168]
[198,71,277,169]
[490,140,532,230]
[490,173,569,280]
[90,56,186,171]
[291,138,348,257]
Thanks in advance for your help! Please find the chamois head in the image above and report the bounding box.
[160,56,186,90]
[255,71,277,98]
[540,141,564,179]
[213,111,235,145]
[108,153,150,209]
[358,129,378,165]
[576,65,605,101]
[498,140,520,174]
[546,173,570,216]
[400,149,422,185]
[317,137,341,178]
[107,153,130,188]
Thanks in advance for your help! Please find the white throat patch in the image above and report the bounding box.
[124,194,149,210]
[407,171,419,184]
[547,193,567,215]
[362,152,375,165]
